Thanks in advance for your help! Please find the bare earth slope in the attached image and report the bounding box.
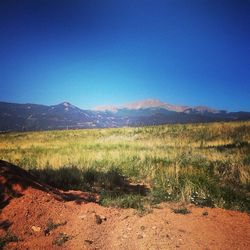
[0,160,249,249]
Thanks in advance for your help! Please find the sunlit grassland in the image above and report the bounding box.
[0,121,250,212]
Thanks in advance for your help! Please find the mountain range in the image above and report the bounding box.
[0,99,250,132]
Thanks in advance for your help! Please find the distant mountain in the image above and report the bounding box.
[94,99,223,114]
[0,99,250,132]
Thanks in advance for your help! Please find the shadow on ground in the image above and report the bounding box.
[0,220,12,231]
[0,160,149,209]
[205,141,249,151]
[0,160,50,209]
[30,166,149,197]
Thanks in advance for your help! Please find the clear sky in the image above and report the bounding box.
[0,0,249,111]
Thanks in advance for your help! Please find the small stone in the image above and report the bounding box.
[84,239,93,245]
[140,226,145,230]
[95,215,102,224]
[31,226,41,232]
[202,211,208,216]
[100,215,107,221]
[137,234,143,239]
[178,229,186,233]
[152,226,157,230]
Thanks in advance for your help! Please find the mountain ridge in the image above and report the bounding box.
[93,98,224,114]
[0,99,249,132]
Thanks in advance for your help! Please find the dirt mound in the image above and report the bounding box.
[0,160,50,206]
[0,160,98,209]
[0,160,250,249]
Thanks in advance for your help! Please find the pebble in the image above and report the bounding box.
[95,215,102,224]
[137,234,143,239]
[100,215,107,221]
[31,226,41,232]
[84,239,93,245]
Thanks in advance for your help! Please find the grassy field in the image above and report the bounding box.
[0,121,249,212]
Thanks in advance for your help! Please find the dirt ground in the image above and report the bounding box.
[0,160,250,250]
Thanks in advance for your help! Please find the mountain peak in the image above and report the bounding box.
[58,101,72,107]
[93,99,165,112]
[93,98,224,114]
[123,99,165,109]
[93,98,186,112]
[53,102,79,111]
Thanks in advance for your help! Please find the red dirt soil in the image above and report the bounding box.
[0,160,249,250]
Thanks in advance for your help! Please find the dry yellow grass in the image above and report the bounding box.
[0,121,249,211]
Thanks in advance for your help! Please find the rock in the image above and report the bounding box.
[31,226,41,232]
[84,239,93,245]
[202,211,208,216]
[137,234,143,239]
[100,215,107,221]
[94,214,107,224]
[140,225,145,230]
[178,229,186,233]
[95,215,102,224]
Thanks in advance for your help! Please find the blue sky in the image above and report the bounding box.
[0,0,249,111]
